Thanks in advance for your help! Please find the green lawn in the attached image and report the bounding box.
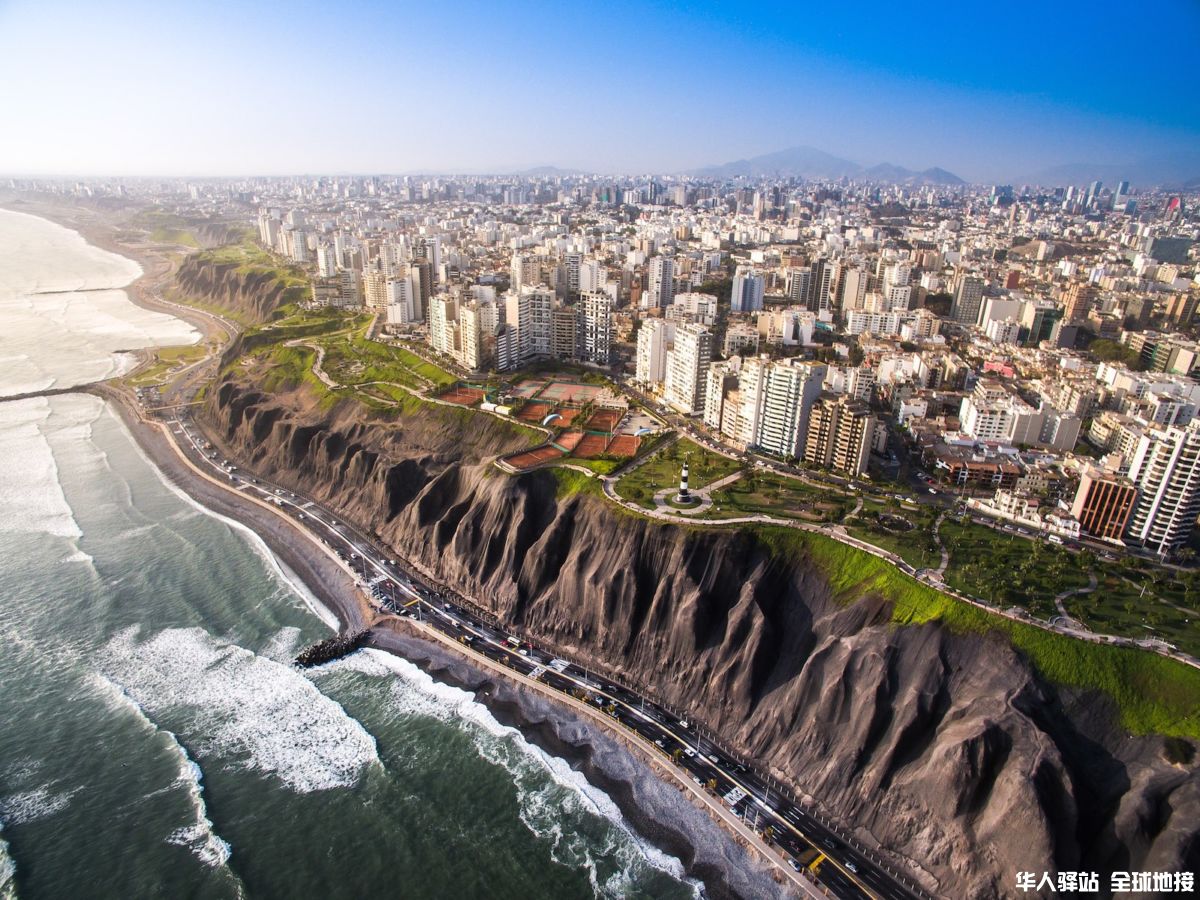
[127,342,209,386]
[615,438,742,508]
[707,470,853,523]
[1065,569,1200,658]
[760,526,1200,740]
[939,519,1091,619]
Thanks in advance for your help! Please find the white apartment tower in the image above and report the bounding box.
[755,360,828,458]
[663,323,713,414]
[645,256,675,309]
[504,286,553,364]
[581,291,614,365]
[731,268,765,313]
[636,319,675,386]
[1125,421,1200,555]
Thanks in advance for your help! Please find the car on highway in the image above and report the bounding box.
[844,861,858,874]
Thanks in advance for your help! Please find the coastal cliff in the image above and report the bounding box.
[172,253,308,324]
[200,376,1200,899]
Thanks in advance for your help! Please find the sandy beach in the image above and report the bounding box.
[0,194,807,900]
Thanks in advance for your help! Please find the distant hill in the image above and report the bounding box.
[691,146,862,180]
[865,163,965,186]
[691,145,965,184]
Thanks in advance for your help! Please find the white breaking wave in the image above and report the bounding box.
[88,674,233,869]
[99,626,379,793]
[0,210,198,399]
[0,399,83,540]
[0,824,14,900]
[0,785,78,828]
[327,650,700,898]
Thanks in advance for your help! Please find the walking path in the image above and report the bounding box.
[1054,571,1099,625]
[652,470,743,516]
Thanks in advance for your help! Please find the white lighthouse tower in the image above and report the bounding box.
[677,454,691,502]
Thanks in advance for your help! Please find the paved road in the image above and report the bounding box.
[163,409,932,900]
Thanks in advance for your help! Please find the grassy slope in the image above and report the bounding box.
[759,526,1200,740]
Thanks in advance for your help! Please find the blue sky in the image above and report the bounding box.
[0,0,1197,180]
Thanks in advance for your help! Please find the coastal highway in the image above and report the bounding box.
[166,409,930,900]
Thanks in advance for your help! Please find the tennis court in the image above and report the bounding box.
[438,385,485,406]
[515,401,554,423]
[503,445,565,470]
[535,381,609,404]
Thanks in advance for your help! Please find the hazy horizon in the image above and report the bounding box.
[1,0,1198,183]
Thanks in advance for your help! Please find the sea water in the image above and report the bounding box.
[0,210,698,899]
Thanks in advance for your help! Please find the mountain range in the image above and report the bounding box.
[689,146,966,185]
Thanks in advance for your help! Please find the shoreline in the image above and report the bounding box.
[6,199,811,900]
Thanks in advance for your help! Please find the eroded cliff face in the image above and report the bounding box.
[202,378,1200,898]
[173,255,304,324]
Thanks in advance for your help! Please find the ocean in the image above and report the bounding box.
[0,210,699,900]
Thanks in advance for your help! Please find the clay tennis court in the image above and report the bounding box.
[503,445,565,470]
[583,409,622,432]
[555,407,582,425]
[571,433,610,458]
[605,434,640,457]
[516,401,554,423]
[554,431,584,451]
[438,385,485,406]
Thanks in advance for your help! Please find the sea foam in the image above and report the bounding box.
[99,626,379,793]
[88,674,233,869]
[326,650,699,898]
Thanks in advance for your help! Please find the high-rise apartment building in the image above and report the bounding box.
[1070,468,1138,543]
[550,305,579,362]
[1125,421,1200,555]
[635,319,675,386]
[581,291,613,364]
[645,256,675,309]
[951,273,985,326]
[755,360,827,458]
[731,268,765,313]
[504,286,553,364]
[1063,282,1099,323]
[802,393,875,475]
[663,323,713,414]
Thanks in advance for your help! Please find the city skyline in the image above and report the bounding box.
[1,0,1198,182]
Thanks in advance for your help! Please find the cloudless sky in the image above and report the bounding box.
[0,0,1197,181]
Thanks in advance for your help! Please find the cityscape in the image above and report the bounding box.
[1,2,1199,900]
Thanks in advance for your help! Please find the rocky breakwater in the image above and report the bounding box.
[202,376,1200,899]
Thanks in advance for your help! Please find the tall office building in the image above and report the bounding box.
[951,273,985,326]
[580,291,614,364]
[635,319,675,386]
[645,256,675,309]
[1125,421,1200,555]
[663,323,713,414]
[731,268,765,313]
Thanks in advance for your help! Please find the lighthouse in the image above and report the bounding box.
[678,455,691,501]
